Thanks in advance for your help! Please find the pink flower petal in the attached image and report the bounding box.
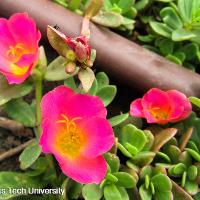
[5,65,33,84]
[65,93,107,119]
[77,117,114,158]
[16,53,38,66]
[130,98,144,118]
[0,18,16,56]
[142,88,171,123]
[167,90,192,122]
[41,85,75,121]
[55,153,107,184]
[8,13,41,52]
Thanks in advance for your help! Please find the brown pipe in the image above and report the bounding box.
[1,0,200,97]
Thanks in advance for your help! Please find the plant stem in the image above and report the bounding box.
[35,78,42,137]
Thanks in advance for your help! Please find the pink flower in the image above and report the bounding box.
[130,88,192,124]
[40,86,114,184]
[0,13,41,84]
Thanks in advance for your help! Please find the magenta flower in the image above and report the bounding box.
[0,13,41,84]
[40,86,114,184]
[130,88,192,124]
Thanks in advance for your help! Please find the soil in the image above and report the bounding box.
[0,127,33,171]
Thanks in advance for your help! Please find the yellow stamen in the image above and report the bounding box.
[6,43,28,62]
[55,114,86,159]
[149,107,169,120]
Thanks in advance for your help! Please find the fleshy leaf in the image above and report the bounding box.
[113,172,137,188]
[109,113,129,127]
[152,128,177,152]
[78,68,95,92]
[0,76,33,106]
[92,11,124,28]
[82,184,103,200]
[96,85,117,106]
[45,56,77,81]
[4,99,36,127]
[19,140,41,170]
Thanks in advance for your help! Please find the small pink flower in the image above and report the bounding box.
[40,86,114,184]
[0,13,41,84]
[130,88,192,124]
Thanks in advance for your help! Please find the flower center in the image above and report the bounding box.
[55,114,86,159]
[149,107,169,120]
[6,43,27,62]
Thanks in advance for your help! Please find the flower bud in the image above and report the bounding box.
[66,50,76,61]
[65,62,76,75]
[75,42,88,63]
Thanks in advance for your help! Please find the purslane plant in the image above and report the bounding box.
[0,6,199,200]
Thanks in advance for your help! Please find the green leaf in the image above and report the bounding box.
[5,99,36,127]
[156,152,171,163]
[121,124,147,152]
[187,165,198,181]
[157,39,174,56]
[114,172,136,188]
[154,191,173,200]
[189,96,200,108]
[185,148,200,162]
[45,56,72,81]
[0,76,33,106]
[96,85,117,106]
[172,29,196,41]
[135,0,149,11]
[151,174,172,191]
[166,54,182,65]
[82,184,103,200]
[171,163,187,175]
[78,68,95,92]
[182,43,199,61]
[0,172,45,199]
[160,7,182,29]
[131,151,155,167]
[106,173,118,183]
[67,180,83,199]
[150,22,172,38]
[26,157,48,177]
[178,0,194,23]
[109,113,129,127]
[92,11,123,28]
[117,0,134,13]
[59,179,68,200]
[104,184,122,200]
[19,140,41,170]
[88,78,98,95]
[117,142,132,158]
[117,187,129,200]
[104,153,120,173]
[96,72,109,90]
[64,76,77,91]
[185,181,199,196]
[138,34,155,43]
[142,130,154,151]
[139,184,152,200]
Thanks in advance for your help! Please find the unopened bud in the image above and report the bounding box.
[65,62,76,74]
[75,42,88,63]
[66,50,76,61]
